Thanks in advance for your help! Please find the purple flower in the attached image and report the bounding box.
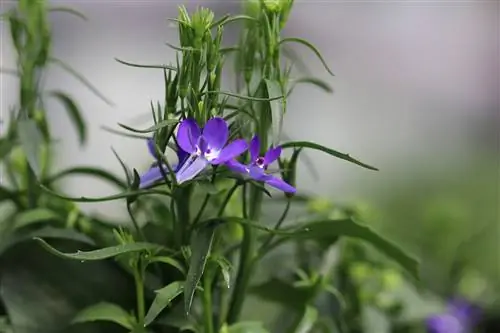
[225,135,296,194]
[139,138,189,188]
[426,298,481,333]
[174,117,248,184]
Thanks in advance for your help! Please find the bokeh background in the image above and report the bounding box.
[1,0,499,328]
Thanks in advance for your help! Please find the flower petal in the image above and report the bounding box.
[265,176,296,193]
[202,117,228,150]
[147,138,157,158]
[139,165,167,188]
[248,165,268,181]
[211,139,248,164]
[249,135,260,161]
[175,149,190,172]
[175,155,209,184]
[426,314,463,333]
[177,118,201,153]
[264,146,282,165]
[225,160,248,174]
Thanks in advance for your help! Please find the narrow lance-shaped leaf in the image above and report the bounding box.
[48,90,87,145]
[33,238,162,261]
[48,6,88,21]
[72,302,134,330]
[115,58,178,71]
[279,37,335,76]
[44,166,127,189]
[280,141,378,171]
[264,79,284,146]
[117,119,179,134]
[184,222,217,315]
[14,208,62,229]
[291,305,319,333]
[144,281,184,326]
[272,219,419,279]
[17,119,43,177]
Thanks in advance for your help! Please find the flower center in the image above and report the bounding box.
[255,157,265,168]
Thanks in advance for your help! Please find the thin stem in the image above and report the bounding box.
[260,198,291,253]
[227,185,262,323]
[202,271,214,333]
[127,202,146,241]
[193,193,211,225]
[216,182,239,217]
[133,261,146,329]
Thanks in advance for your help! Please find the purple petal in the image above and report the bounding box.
[177,118,201,154]
[249,135,260,161]
[264,146,282,165]
[211,139,248,164]
[139,165,167,188]
[265,176,296,193]
[147,138,157,158]
[426,314,464,333]
[175,149,190,172]
[248,165,268,181]
[448,299,481,326]
[202,117,228,151]
[225,160,248,174]
[175,155,209,184]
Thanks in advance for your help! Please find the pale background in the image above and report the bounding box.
[1,0,498,222]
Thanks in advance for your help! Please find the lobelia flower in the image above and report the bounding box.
[225,135,296,193]
[174,117,248,184]
[138,138,189,188]
[426,298,481,333]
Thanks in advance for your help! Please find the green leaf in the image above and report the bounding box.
[264,79,284,146]
[14,208,62,229]
[214,256,232,288]
[17,119,43,177]
[291,305,318,333]
[115,58,177,71]
[280,141,378,171]
[147,256,186,275]
[117,119,178,134]
[48,90,87,145]
[279,37,334,76]
[72,302,134,329]
[39,184,172,202]
[33,238,162,261]
[0,240,135,333]
[49,57,114,106]
[203,90,283,102]
[144,281,184,326]
[212,14,258,29]
[249,278,310,310]
[274,219,419,279]
[0,138,15,160]
[226,322,270,333]
[184,223,217,315]
[44,166,127,189]
[48,6,88,21]
[287,77,333,96]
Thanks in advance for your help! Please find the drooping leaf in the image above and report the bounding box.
[39,185,172,202]
[14,208,62,229]
[72,302,134,330]
[33,238,162,261]
[184,222,217,315]
[249,278,310,310]
[147,256,186,275]
[144,281,184,326]
[291,305,319,333]
[264,79,284,146]
[273,219,419,279]
[0,240,135,333]
[279,37,334,76]
[48,90,87,145]
[44,166,127,189]
[280,141,378,171]
[115,58,177,71]
[49,57,114,106]
[117,119,178,134]
[287,77,333,96]
[226,321,271,333]
[211,14,258,29]
[48,6,88,21]
[203,90,283,102]
[17,119,43,177]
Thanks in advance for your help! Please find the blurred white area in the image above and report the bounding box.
[1,0,498,220]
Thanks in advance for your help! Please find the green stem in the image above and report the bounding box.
[216,183,239,217]
[260,198,291,252]
[202,272,214,333]
[127,202,146,241]
[227,185,262,323]
[133,262,146,329]
[193,193,211,225]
